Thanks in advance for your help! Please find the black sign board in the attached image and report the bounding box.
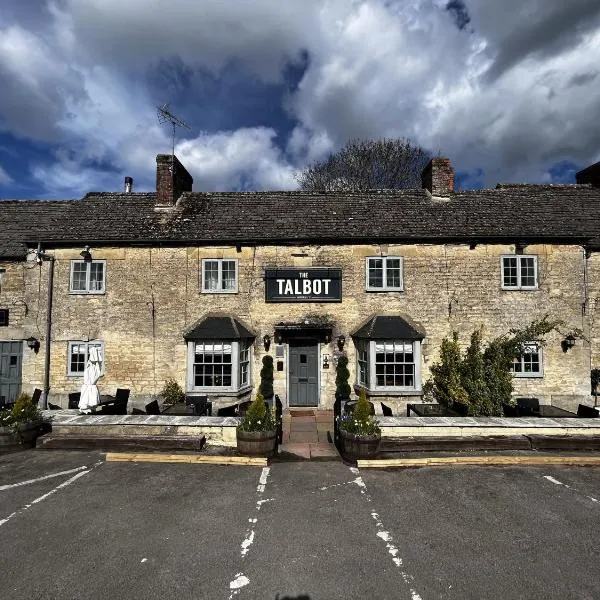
[265,268,342,302]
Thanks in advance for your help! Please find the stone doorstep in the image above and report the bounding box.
[277,442,339,461]
[289,422,319,432]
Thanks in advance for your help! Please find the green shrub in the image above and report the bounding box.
[160,379,185,404]
[335,355,351,401]
[259,355,274,399]
[427,316,560,417]
[10,392,42,424]
[339,389,380,436]
[238,391,276,432]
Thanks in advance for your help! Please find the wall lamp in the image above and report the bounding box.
[337,335,346,352]
[561,334,577,353]
[26,336,40,353]
[263,334,271,352]
[80,246,93,263]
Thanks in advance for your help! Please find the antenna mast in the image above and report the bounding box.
[157,103,191,163]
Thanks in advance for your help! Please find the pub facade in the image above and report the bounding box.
[2,154,600,412]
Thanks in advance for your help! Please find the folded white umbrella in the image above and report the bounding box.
[78,346,102,413]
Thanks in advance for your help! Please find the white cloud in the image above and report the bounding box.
[0,165,13,185]
[1,0,600,195]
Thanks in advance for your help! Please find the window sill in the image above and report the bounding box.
[500,287,538,291]
[365,288,404,293]
[512,373,543,379]
[200,290,239,294]
[69,291,106,296]
[187,386,252,397]
[354,385,422,397]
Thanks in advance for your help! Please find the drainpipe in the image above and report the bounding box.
[37,246,55,410]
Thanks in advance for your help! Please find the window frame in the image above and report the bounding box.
[186,339,252,393]
[67,340,104,377]
[510,342,543,378]
[69,259,106,294]
[365,256,404,292]
[0,309,8,326]
[501,255,538,290]
[356,339,422,393]
[201,258,239,294]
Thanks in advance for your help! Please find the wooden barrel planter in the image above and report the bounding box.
[338,429,381,461]
[236,429,277,457]
[0,420,42,453]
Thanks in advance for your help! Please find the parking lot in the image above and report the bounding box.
[1,450,599,599]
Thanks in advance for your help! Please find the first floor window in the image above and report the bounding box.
[188,340,251,391]
[68,341,104,376]
[70,260,106,293]
[356,339,421,392]
[501,255,537,289]
[366,256,403,291]
[511,343,543,377]
[202,259,238,293]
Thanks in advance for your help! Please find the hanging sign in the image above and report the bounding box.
[264,268,342,302]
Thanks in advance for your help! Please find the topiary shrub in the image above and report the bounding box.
[335,355,351,401]
[11,392,42,423]
[259,355,274,399]
[160,378,185,404]
[238,391,275,432]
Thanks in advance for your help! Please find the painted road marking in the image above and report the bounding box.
[0,466,88,492]
[542,474,600,503]
[228,466,273,599]
[350,466,424,600]
[0,468,93,528]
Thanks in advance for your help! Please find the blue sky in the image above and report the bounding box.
[0,0,599,198]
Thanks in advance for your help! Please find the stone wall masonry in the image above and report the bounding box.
[12,243,593,409]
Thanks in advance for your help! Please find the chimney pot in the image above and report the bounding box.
[124,176,133,193]
[422,158,455,197]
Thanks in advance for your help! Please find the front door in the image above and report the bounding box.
[0,341,22,407]
[289,342,319,406]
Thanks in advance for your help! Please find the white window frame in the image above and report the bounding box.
[510,342,543,378]
[356,339,421,393]
[501,255,538,290]
[365,256,404,291]
[201,259,239,293]
[69,260,106,294]
[186,340,252,393]
[67,340,104,377]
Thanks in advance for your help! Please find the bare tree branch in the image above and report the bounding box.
[297,138,432,192]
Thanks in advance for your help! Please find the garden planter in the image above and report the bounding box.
[0,420,42,452]
[236,428,277,457]
[338,428,381,461]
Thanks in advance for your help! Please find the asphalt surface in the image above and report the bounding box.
[1,450,599,599]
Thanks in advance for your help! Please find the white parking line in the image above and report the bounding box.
[542,474,600,503]
[0,466,88,492]
[350,466,424,600]
[228,466,273,599]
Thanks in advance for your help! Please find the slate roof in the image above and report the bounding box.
[351,315,425,340]
[2,183,600,259]
[184,315,256,340]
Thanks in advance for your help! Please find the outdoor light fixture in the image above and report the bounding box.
[26,336,40,352]
[80,246,93,263]
[324,332,330,343]
[562,334,577,352]
[263,334,271,352]
[274,330,283,344]
[337,335,345,352]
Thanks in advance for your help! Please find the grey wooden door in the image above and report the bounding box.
[0,341,22,407]
[289,343,319,406]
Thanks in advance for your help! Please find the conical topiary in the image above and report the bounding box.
[259,355,274,399]
[335,355,351,401]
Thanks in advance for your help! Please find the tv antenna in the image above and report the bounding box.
[157,103,191,159]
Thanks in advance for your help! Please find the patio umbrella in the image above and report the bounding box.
[78,346,102,413]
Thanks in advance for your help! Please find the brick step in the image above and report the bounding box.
[381,436,532,453]
[36,434,206,453]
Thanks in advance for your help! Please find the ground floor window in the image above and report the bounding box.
[67,341,104,376]
[187,340,252,392]
[510,343,543,377]
[356,339,421,392]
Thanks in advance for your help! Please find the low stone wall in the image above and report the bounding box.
[379,416,600,438]
[42,411,241,447]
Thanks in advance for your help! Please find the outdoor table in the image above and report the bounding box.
[406,403,461,417]
[161,403,196,416]
[536,405,578,418]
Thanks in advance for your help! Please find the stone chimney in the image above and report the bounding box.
[576,161,600,187]
[421,157,455,197]
[156,154,193,207]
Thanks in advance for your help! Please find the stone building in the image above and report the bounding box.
[2,154,600,412]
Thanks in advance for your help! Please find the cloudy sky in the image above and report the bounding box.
[0,0,599,198]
